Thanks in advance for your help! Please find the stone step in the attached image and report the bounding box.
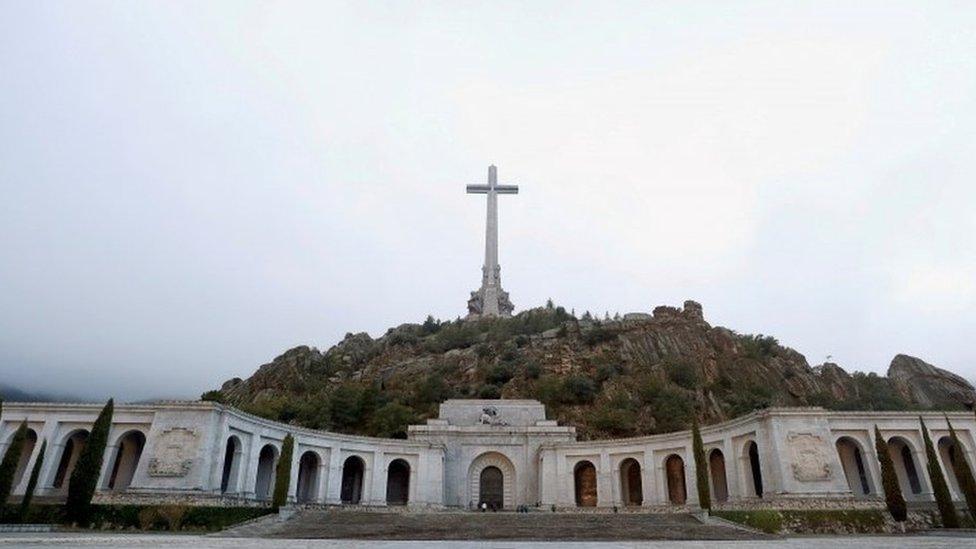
[220,509,766,541]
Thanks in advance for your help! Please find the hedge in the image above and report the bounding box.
[1,503,272,531]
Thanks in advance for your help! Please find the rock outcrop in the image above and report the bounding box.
[212,301,975,440]
[888,354,975,409]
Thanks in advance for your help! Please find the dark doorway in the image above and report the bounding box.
[665,455,687,504]
[341,456,365,504]
[747,441,763,498]
[620,458,643,506]
[296,451,320,503]
[479,466,504,509]
[709,449,729,503]
[386,459,410,505]
[574,460,598,507]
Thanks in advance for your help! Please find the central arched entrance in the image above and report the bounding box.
[468,452,515,510]
[480,466,504,509]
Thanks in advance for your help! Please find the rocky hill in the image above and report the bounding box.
[209,301,975,440]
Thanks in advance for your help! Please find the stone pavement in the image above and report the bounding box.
[226,509,761,540]
[0,533,974,548]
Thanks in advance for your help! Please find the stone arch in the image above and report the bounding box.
[254,444,279,501]
[888,436,923,498]
[620,458,643,506]
[11,428,38,489]
[574,460,598,507]
[386,458,411,506]
[341,455,366,504]
[937,436,965,499]
[220,436,243,494]
[468,452,515,510]
[52,429,89,491]
[835,436,873,496]
[709,449,729,503]
[744,440,763,498]
[665,454,687,505]
[296,450,320,504]
[107,430,146,491]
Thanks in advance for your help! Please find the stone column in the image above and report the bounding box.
[685,447,699,506]
[597,451,612,508]
[369,451,386,506]
[325,447,343,505]
[316,450,331,504]
[722,437,738,501]
[287,446,300,504]
[97,440,120,491]
[641,446,655,507]
[36,423,66,496]
[241,434,262,500]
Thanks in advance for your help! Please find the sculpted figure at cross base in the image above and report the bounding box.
[478,406,509,426]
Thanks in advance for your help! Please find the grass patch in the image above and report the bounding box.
[714,509,887,534]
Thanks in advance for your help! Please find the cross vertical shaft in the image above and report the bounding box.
[465,165,519,319]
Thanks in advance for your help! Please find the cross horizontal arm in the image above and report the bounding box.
[466,185,490,194]
[495,185,519,194]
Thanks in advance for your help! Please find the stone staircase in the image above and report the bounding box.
[219,508,766,541]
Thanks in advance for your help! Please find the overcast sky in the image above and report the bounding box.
[1,1,974,401]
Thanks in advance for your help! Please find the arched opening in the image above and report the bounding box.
[341,455,365,504]
[836,437,873,496]
[254,444,278,501]
[11,429,38,489]
[107,431,145,491]
[386,459,411,506]
[665,454,687,505]
[296,451,320,504]
[709,449,729,503]
[574,460,598,507]
[220,436,242,494]
[52,430,89,491]
[938,437,964,499]
[888,436,923,498]
[744,441,763,498]
[479,466,504,509]
[620,458,643,506]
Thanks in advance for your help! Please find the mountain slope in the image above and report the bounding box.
[211,301,975,440]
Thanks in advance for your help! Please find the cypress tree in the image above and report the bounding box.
[874,425,907,522]
[19,439,45,522]
[272,434,294,510]
[0,421,28,506]
[66,398,114,525]
[920,417,959,528]
[945,418,976,523]
[691,416,711,510]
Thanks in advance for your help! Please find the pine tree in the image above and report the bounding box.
[874,426,907,522]
[0,421,28,505]
[19,439,45,522]
[945,418,976,523]
[272,434,294,510]
[691,416,711,510]
[66,398,114,525]
[920,417,959,528]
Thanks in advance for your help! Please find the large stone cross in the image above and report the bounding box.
[465,165,518,318]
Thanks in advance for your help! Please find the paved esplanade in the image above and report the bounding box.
[0,534,972,549]
[466,165,517,318]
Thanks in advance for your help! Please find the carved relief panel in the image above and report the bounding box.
[148,427,198,477]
